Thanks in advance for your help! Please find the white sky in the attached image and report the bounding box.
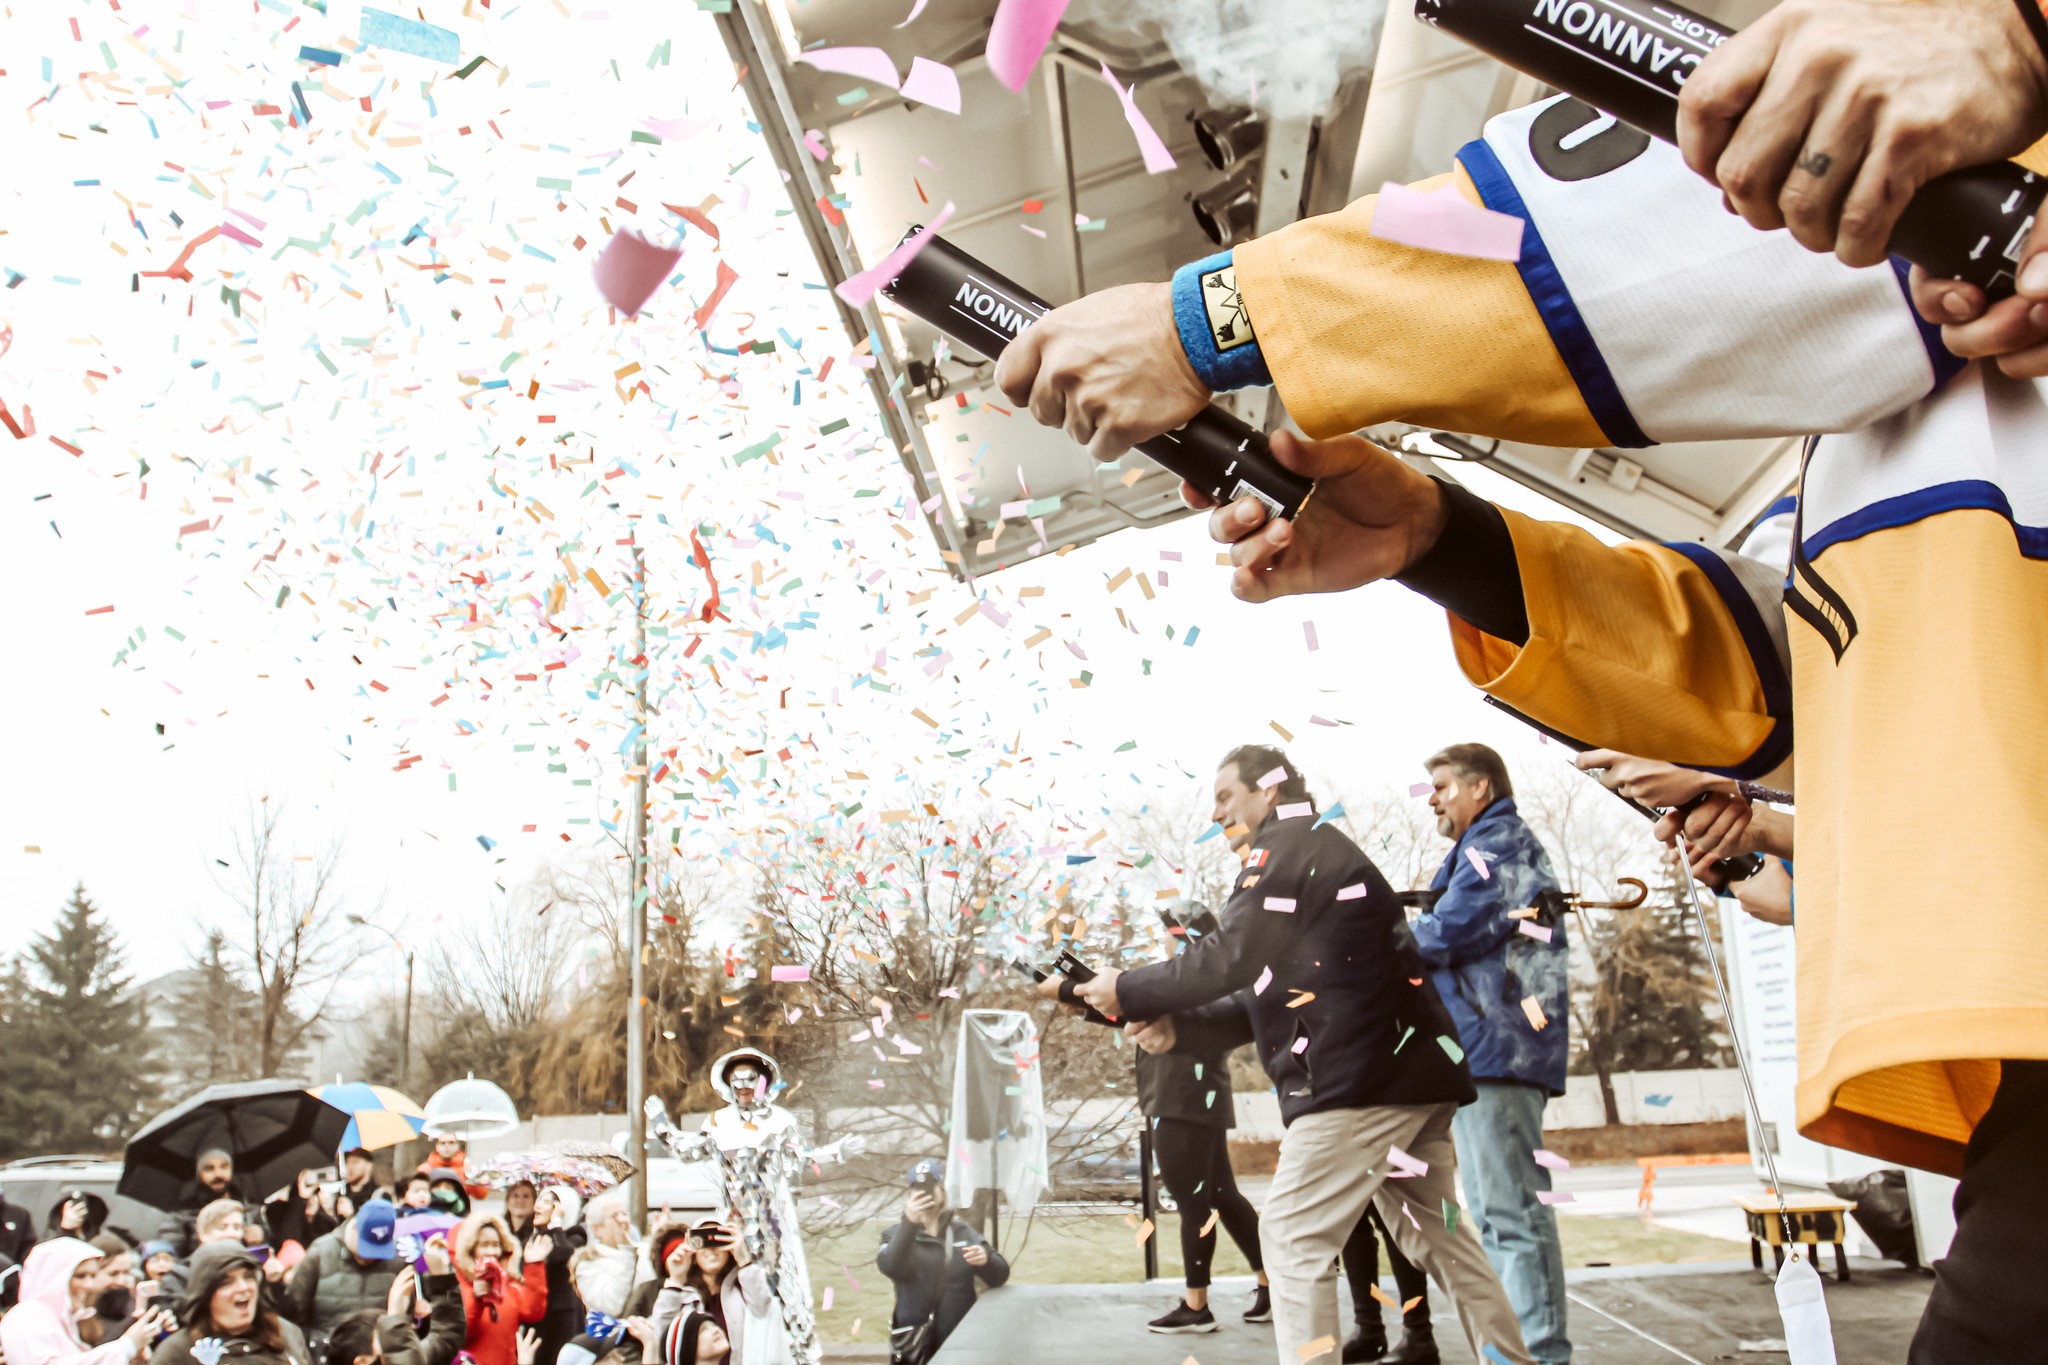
[0,0,1622,995]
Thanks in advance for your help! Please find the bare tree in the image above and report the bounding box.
[426,871,580,1033]
[212,797,356,1078]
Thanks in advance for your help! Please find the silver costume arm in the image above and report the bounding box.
[644,1096,716,1163]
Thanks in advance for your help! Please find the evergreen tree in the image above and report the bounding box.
[154,929,282,1098]
[0,887,156,1160]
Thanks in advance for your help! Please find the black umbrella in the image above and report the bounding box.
[119,1080,352,1211]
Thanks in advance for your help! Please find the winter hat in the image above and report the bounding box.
[179,1241,261,1325]
[538,1184,582,1227]
[138,1241,177,1266]
[661,1311,713,1365]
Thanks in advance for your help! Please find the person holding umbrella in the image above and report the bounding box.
[0,1239,174,1365]
[155,1153,236,1259]
[149,1242,312,1365]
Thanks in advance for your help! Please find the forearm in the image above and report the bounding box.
[1746,804,1794,860]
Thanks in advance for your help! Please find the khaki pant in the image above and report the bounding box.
[1260,1103,1534,1365]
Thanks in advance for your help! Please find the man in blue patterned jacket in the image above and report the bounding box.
[1418,743,1569,1365]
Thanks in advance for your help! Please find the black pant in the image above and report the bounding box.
[1342,1202,1431,1330]
[1909,1059,2048,1363]
[1152,1117,1264,1289]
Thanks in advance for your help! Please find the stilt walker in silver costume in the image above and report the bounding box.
[645,1048,865,1365]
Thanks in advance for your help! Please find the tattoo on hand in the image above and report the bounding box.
[1795,148,1833,178]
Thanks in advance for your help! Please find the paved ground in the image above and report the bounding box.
[919,1262,1932,1364]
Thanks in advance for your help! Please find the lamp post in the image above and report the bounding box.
[349,914,416,1170]
[624,525,651,1232]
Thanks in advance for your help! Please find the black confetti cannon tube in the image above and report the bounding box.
[1417,0,2047,298]
[880,230,1315,518]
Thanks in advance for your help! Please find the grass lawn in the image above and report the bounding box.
[806,1207,1735,1345]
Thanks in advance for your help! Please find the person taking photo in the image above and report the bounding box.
[875,1162,1009,1365]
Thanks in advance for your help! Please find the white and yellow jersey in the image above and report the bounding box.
[1230,96,2048,1175]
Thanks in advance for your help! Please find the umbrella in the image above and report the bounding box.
[393,1210,461,1268]
[314,1081,427,1152]
[471,1149,628,1200]
[119,1080,352,1212]
[546,1140,636,1184]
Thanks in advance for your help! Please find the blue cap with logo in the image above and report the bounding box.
[905,1159,942,1187]
[355,1199,398,1260]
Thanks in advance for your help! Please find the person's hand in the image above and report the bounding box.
[262,1254,286,1284]
[122,1309,173,1358]
[135,1282,158,1310]
[1573,750,1735,809]
[422,1233,452,1276]
[1125,1016,1177,1055]
[386,1266,418,1316]
[905,1189,940,1224]
[334,1195,354,1220]
[1737,858,1796,926]
[515,1328,542,1365]
[724,1225,751,1267]
[993,282,1211,462]
[1071,966,1122,1019]
[1910,208,2048,376]
[59,1197,87,1232]
[960,1244,989,1268]
[1204,432,1449,603]
[837,1135,868,1161]
[522,1233,554,1264]
[623,1317,658,1350]
[1676,0,2048,266]
[1653,791,1756,878]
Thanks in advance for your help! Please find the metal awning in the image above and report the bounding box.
[715,0,1796,573]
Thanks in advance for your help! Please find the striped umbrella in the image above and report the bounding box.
[315,1081,428,1152]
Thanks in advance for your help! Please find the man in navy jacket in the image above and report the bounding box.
[1053,745,1532,1365]
[1418,743,1570,1365]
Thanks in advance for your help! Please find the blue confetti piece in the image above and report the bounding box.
[360,7,461,65]
[298,45,343,66]
[1644,1093,1673,1107]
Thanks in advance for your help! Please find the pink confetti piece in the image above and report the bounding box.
[822,1287,835,1311]
[1254,965,1273,995]
[836,202,954,308]
[1336,884,1366,901]
[1385,1145,1429,1177]
[797,46,901,89]
[1310,715,1339,727]
[900,56,961,113]
[592,231,681,317]
[218,222,263,248]
[1263,896,1297,913]
[1532,1149,1570,1171]
[1404,1203,1421,1231]
[1409,782,1432,798]
[802,129,829,161]
[771,965,811,982]
[642,115,712,140]
[986,0,1069,91]
[1101,63,1176,174]
[1517,920,1553,943]
[894,0,930,24]
[1303,621,1319,651]
[1536,1190,1575,1205]
[1291,1036,1309,1054]
[1466,847,1491,879]
[1369,181,1525,262]
[1257,766,1288,789]
[1276,803,1312,820]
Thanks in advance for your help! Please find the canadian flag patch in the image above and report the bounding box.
[1246,848,1270,868]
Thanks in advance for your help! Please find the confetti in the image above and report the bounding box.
[797,47,902,89]
[1336,883,1366,901]
[359,8,461,65]
[1257,766,1288,789]
[592,231,682,317]
[1517,921,1552,943]
[1536,1191,1575,1205]
[770,965,811,982]
[1298,1335,1336,1362]
[1254,966,1273,995]
[986,0,1070,91]
[1409,782,1433,798]
[1263,896,1297,913]
[836,201,954,307]
[1520,996,1548,1030]
[1101,63,1177,173]
[1370,181,1525,261]
[899,57,962,113]
[1276,802,1312,820]
[1466,847,1491,879]
[1532,1149,1570,1171]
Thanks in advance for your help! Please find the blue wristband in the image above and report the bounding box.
[1171,249,1272,392]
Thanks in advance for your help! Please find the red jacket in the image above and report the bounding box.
[418,1152,490,1202]
[456,1261,548,1365]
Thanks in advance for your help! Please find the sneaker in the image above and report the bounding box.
[1147,1300,1220,1334]
[1244,1285,1273,1323]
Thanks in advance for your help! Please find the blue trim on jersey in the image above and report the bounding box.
[1762,495,1799,521]
[1172,250,1272,392]
[1456,137,1653,450]
[1663,542,1794,781]
[1889,258,1968,390]
[1804,478,2048,560]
